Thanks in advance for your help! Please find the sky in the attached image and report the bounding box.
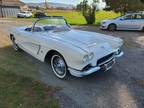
[21,0,93,6]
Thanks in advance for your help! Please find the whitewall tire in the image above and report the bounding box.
[51,54,68,79]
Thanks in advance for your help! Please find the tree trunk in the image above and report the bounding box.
[0,0,3,17]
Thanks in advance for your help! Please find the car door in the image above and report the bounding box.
[17,28,41,56]
[117,14,136,30]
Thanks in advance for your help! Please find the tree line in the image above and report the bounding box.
[105,0,144,15]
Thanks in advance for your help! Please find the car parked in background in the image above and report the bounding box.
[101,12,144,31]
[10,16,124,79]
[17,11,32,18]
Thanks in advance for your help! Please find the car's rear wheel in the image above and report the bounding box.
[11,36,20,51]
[51,53,68,79]
[108,24,117,31]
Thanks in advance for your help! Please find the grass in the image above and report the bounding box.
[13,10,120,25]
[0,69,59,108]
[0,33,59,108]
[47,10,120,25]
[95,11,120,25]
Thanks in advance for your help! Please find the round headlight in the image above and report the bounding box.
[83,53,94,63]
[115,49,121,55]
[89,52,94,60]
[83,55,89,63]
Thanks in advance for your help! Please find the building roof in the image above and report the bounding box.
[1,0,22,6]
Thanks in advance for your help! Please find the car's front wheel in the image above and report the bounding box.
[51,53,68,79]
[108,24,117,31]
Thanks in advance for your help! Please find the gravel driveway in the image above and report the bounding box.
[0,19,144,108]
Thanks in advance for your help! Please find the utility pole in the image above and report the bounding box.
[0,0,3,17]
[45,0,48,9]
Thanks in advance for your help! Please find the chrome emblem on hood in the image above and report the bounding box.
[101,46,105,49]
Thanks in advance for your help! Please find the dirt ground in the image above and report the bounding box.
[0,18,144,108]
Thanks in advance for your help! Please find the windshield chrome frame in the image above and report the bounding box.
[31,16,71,32]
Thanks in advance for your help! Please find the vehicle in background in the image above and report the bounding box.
[17,11,32,18]
[100,12,144,31]
[34,12,47,18]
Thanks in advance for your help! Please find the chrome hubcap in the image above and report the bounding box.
[110,25,115,30]
[51,55,66,78]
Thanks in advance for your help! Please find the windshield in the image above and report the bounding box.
[33,17,70,32]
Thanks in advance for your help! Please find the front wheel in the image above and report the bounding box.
[108,24,117,31]
[51,53,68,79]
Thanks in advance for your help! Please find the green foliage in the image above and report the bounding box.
[76,2,83,11]
[47,10,120,25]
[15,10,120,25]
[106,0,144,15]
[141,0,144,3]
[0,68,59,108]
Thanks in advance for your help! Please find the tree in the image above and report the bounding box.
[106,0,144,15]
[141,0,144,3]
[0,0,3,17]
[76,0,97,24]
[76,2,83,11]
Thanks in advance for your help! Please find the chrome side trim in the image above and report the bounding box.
[37,45,41,55]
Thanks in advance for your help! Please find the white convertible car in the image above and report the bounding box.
[10,16,124,79]
[101,12,144,31]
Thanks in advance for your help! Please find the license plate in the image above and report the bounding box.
[101,59,115,71]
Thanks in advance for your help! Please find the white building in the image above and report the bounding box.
[0,0,21,17]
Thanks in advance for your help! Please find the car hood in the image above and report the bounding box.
[102,19,111,22]
[50,29,123,52]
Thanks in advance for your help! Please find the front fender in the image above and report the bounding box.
[38,38,88,70]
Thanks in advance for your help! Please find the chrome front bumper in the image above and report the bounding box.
[68,51,124,77]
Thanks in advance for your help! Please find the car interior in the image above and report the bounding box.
[24,25,70,32]
[124,14,144,20]
[25,26,56,32]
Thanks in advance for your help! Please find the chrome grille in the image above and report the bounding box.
[97,53,114,65]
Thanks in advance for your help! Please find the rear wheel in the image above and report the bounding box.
[51,53,68,79]
[108,24,117,31]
